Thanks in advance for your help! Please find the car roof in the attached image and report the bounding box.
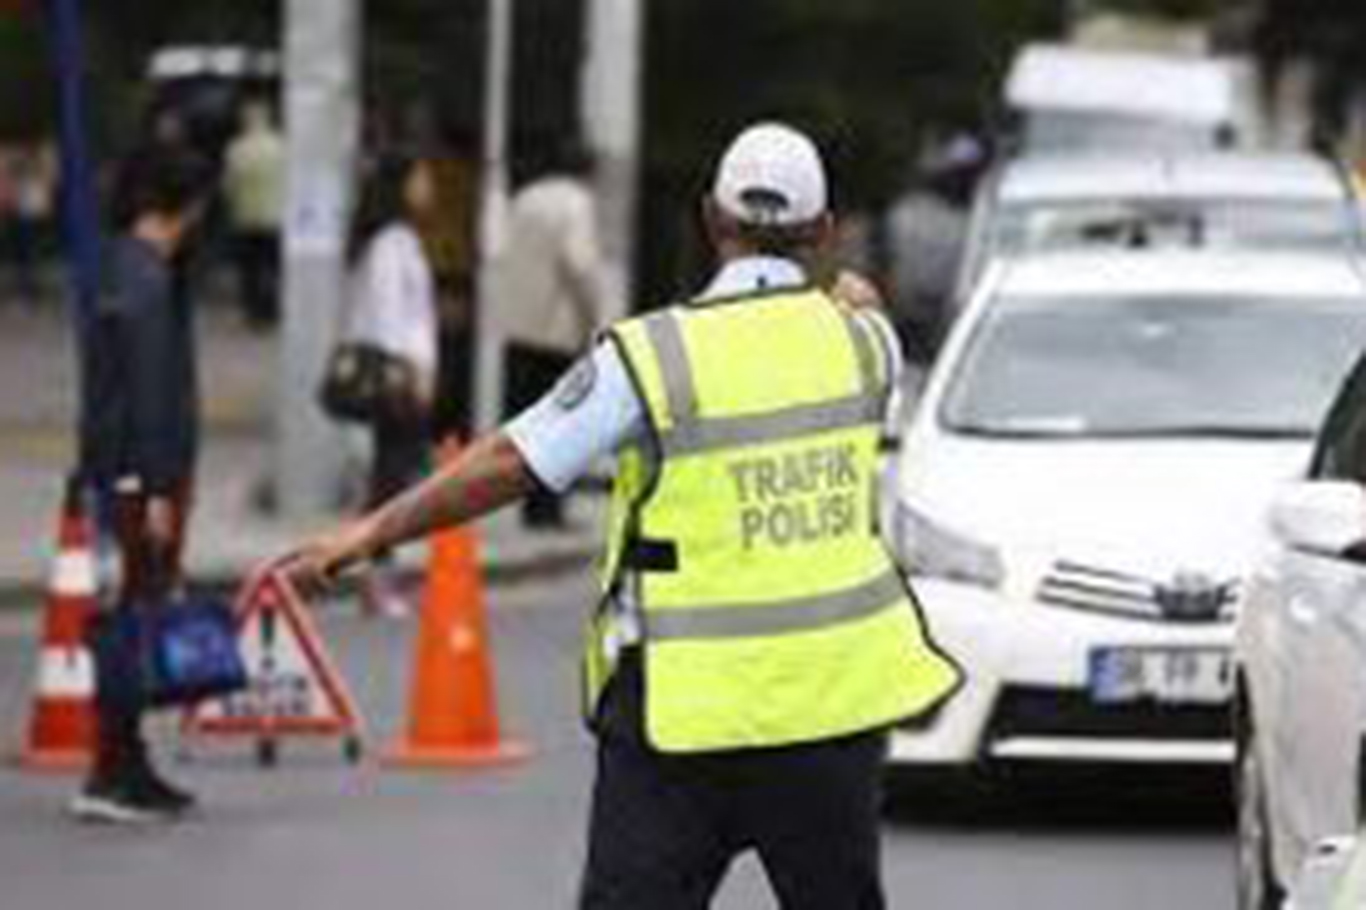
[1005,44,1236,126]
[991,250,1366,300]
[996,152,1347,205]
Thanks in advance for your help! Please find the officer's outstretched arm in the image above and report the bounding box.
[283,431,535,590]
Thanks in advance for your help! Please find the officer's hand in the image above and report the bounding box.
[831,270,885,311]
[281,519,379,594]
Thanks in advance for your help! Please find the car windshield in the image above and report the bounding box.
[941,294,1366,439]
[1022,113,1217,155]
[991,199,1358,255]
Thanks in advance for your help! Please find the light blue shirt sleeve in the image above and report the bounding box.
[504,341,647,493]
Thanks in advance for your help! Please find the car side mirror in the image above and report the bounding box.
[1269,481,1366,560]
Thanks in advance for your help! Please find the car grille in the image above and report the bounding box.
[989,686,1231,743]
[1036,560,1236,624]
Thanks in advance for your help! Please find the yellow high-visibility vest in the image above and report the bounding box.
[586,286,961,753]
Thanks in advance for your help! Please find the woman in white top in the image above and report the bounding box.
[345,154,439,616]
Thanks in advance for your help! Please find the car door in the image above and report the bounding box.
[1274,353,1366,864]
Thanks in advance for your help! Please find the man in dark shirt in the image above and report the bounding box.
[71,158,206,824]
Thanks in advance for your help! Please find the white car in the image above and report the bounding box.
[955,152,1364,304]
[1237,349,1366,909]
[888,249,1366,775]
[1005,43,1246,155]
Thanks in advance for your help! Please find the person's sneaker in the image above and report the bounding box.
[67,778,173,825]
[128,765,198,816]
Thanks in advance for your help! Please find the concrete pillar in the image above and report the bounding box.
[276,0,361,517]
[474,0,515,433]
[581,0,643,323]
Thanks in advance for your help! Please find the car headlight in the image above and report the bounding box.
[891,500,1006,589]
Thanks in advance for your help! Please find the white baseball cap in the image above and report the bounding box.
[712,122,828,227]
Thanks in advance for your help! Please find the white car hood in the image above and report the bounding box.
[897,432,1313,579]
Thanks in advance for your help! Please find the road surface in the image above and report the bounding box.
[0,571,1232,909]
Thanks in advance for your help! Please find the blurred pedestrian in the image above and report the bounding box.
[490,140,607,529]
[108,108,206,232]
[0,144,16,304]
[421,129,481,442]
[107,108,214,322]
[283,122,962,907]
[344,153,440,617]
[5,142,55,306]
[223,99,284,330]
[886,133,981,362]
[71,155,208,824]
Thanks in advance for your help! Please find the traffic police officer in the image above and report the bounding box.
[287,122,962,909]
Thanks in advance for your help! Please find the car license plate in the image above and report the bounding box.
[1088,647,1232,705]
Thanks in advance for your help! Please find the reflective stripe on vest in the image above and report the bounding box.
[643,308,885,458]
[643,568,904,642]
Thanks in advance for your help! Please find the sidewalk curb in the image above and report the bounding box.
[0,546,596,610]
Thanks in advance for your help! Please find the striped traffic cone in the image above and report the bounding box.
[14,479,98,772]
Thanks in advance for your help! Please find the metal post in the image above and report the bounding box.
[44,0,101,335]
[581,0,643,323]
[276,0,360,517]
[474,0,514,433]
[45,0,101,503]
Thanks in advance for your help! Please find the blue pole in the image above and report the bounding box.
[44,0,101,336]
[44,0,101,496]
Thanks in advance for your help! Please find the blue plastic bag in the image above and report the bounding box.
[89,593,248,710]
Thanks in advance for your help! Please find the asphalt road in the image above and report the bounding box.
[0,571,1233,909]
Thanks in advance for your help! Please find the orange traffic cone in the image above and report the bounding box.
[15,479,98,772]
[384,464,529,768]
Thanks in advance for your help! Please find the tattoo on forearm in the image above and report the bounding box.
[452,475,503,515]
[369,435,532,554]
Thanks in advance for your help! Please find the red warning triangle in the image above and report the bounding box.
[182,568,364,765]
